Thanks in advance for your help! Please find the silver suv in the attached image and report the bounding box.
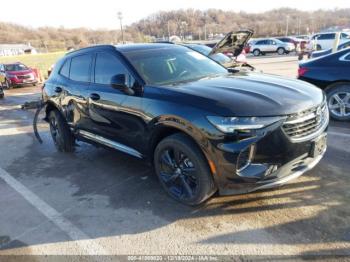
[250,38,295,56]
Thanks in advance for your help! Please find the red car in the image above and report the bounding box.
[3,62,38,88]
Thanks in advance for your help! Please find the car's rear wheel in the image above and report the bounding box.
[253,49,260,56]
[277,47,285,55]
[49,110,75,152]
[326,83,350,121]
[154,133,217,205]
[0,92,4,99]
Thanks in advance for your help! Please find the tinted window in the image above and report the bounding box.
[318,33,335,40]
[4,63,28,71]
[94,53,127,85]
[341,33,349,39]
[124,47,227,85]
[255,40,265,45]
[59,59,70,78]
[70,54,92,82]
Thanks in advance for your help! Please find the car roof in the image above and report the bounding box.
[64,43,185,57]
[115,43,184,53]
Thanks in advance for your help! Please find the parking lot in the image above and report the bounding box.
[0,56,349,258]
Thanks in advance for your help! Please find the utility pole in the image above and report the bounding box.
[285,15,289,36]
[117,11,124,44]
[204,13,207,41]
[167,21,170,40]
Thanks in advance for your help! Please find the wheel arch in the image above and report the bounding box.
[324,81,350,93]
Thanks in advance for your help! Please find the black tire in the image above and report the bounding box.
[0,93,3,99]
[277,47,285,55]
[325,83,350,121]
[49,110,75,152]
[253,49,260,56]
[154,133,217,205]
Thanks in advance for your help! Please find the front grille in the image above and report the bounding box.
[282,103,329,142]
[17,74,32,79]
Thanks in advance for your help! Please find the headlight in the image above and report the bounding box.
[7,74,17,78]
[207,116,284,133]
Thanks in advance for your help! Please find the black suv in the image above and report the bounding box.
[43,44,329,205]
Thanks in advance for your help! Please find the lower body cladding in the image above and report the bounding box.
[211,127,328,195]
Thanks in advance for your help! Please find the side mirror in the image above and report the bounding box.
[111,74,134,95]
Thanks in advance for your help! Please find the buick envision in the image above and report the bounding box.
[43,44,328,205]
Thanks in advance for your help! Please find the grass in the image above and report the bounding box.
[0,52,66,79]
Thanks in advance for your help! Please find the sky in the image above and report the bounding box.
[1,0,350,29]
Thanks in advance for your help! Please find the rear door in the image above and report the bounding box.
[61,53,94,132]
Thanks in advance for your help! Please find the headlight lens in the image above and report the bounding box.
[7,74,17,78]
[207,116,284,133]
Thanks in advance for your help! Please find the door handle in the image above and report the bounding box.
[54,86,62,93]
[89,93,100,101]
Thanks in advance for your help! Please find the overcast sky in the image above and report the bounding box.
[2,0,350,29]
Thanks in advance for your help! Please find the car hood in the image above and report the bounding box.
[209,30,253,57]
[167,72,324,117]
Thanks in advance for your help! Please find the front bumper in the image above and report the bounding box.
[207,121,328,195]
[9,77,38,86]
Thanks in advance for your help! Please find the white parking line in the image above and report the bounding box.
[328,131,350,138]
[0,167,106,255]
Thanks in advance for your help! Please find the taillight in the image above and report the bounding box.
[298,67,308,77]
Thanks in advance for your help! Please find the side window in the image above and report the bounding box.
[94,52,127,85]
[341,33,349,39]
[319,33,335,40]
[59,59,70,78]
[255,41,263,45]
[70,54,92,82]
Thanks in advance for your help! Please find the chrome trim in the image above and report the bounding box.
[339,51,350,62]
[78,130,143,158]
[237,144,256,173]
[282,103,329,143]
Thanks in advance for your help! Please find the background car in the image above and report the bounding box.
[250,38,295,56]
[276,36,299,48]
[2,62,38,88]
[311,32,350,50]
[298,48,350,121]
[310,40,350,58]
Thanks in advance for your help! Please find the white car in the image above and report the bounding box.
[311,32,350,50]
[250,38,295,56]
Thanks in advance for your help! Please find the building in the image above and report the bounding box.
[0,44,37,56]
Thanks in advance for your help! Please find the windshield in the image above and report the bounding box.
[124,47,228,85]
[184,44,232,65]
[5,63,28,71]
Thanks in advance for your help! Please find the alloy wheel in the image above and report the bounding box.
[158,147,198,200]
[328,92,350,118]
[49,117,60,146]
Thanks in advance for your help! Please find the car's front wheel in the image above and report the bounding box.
[49,110,75,152]
[154,133,217,205]
[326,83,350,121]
